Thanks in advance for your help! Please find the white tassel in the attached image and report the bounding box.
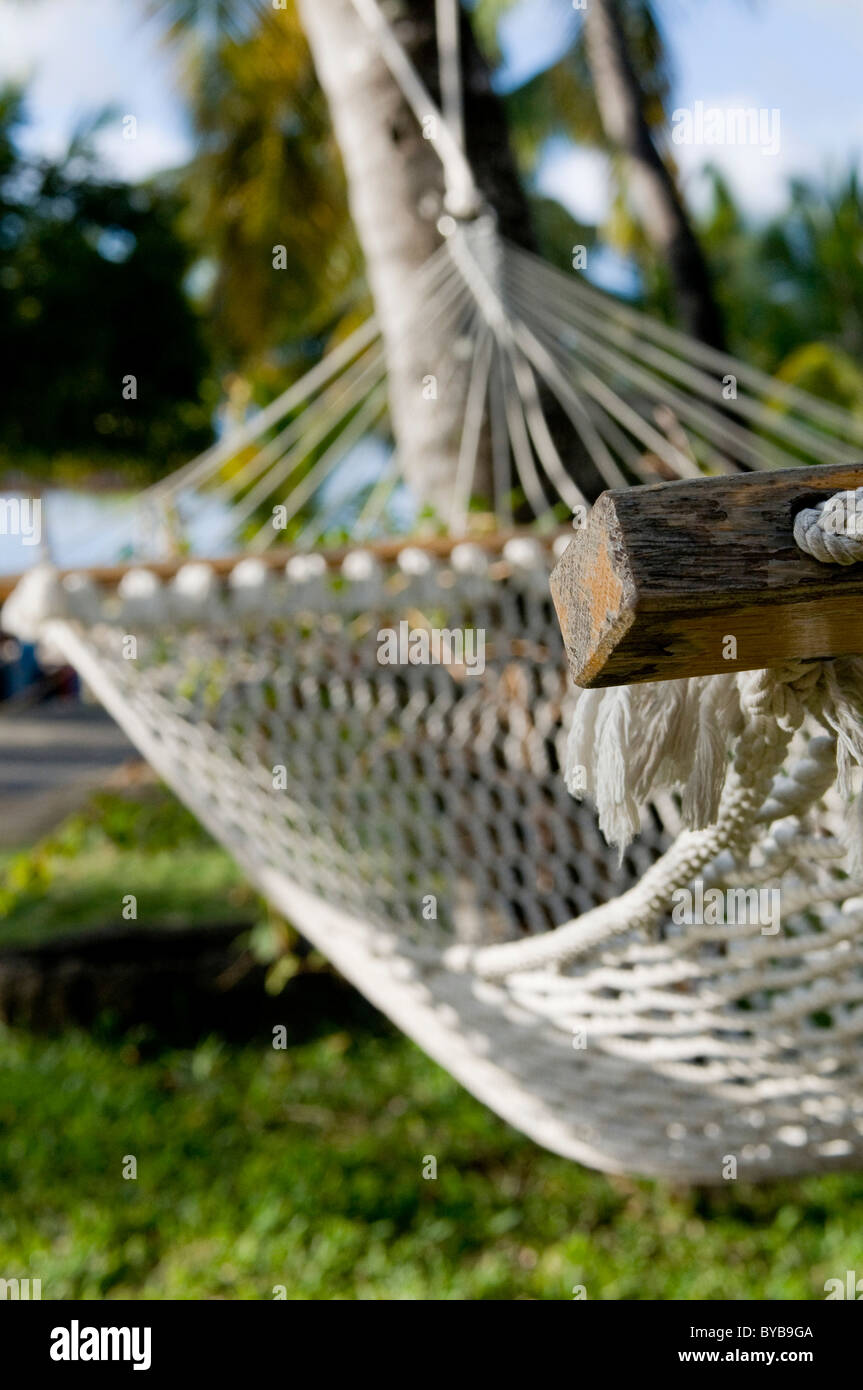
[680,676,742,829]
[819,659,863,794]
[815,657,863,874]
[565,673,741,850]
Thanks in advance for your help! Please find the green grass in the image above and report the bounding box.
[1,1021,862,1300]
[0,786,257,947]
[1,785,862,1300]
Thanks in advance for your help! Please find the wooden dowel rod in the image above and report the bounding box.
[0,527,568,605]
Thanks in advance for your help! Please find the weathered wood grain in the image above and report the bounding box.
[551,462,863,687]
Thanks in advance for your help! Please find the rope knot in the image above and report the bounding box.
[739,665,813,731]
[793,488,863,565]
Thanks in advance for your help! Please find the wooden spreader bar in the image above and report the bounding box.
[550,462,863,688]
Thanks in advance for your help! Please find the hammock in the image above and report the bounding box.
[7,521,863,1181]
[6,0,863,1182]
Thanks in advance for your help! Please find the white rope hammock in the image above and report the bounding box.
[7,0,863,1182]
[7,521,863,1180]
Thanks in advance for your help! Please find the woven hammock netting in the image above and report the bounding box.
[9,0,863,1183]
[8,531,863,1183]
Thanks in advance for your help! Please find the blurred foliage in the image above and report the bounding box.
[177,8,365,379]
[701,167,863,381]
[0,784,326,990]
[775,344,863,421]
[155,0,263,45]
[0,786,256,943]
[5,0,863,493]
[1,1019,862,1298]
[136,1,379,533]
[526,192,597,273]
[0,88,214,483]
[487,0,689,289]
[496,0,671,161]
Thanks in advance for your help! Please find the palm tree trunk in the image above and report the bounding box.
[583,0,726,351]
[296,0,465,512]
[297,0,590,514]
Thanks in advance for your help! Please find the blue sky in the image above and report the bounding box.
[0,0,861,222]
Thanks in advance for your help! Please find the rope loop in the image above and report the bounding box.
[794,487,863,565]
